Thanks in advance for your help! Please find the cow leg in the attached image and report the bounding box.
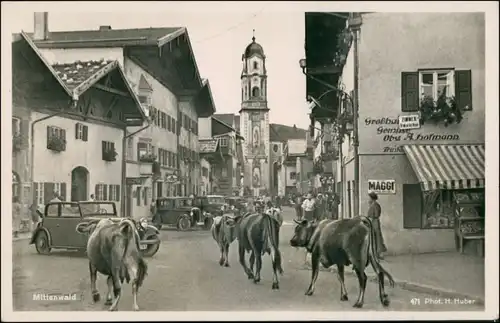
[239,246,253,279]
[305,250,320,296]
[249,252,255,274]
[377,271,390,307]
[270,247,281,290]
[336,264,349,301]
[223,243,230,267]
[105,276,113,305]
[353,268,367,308]
[108,273,122,311]
[89,262,100,303]
[253,251,262,284]
[219,243,225,266]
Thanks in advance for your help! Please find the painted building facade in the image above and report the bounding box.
[338,12,485,254]
[29,13,215,219]
[12,32,145,217]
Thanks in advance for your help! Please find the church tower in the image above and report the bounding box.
[240,31,270,197]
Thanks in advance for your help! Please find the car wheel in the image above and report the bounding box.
[177,215,191,232]
[35,231,51,255]
[203,217,214,230]
[142,235,160,257]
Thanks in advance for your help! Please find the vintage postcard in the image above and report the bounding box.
[1,1,498,321]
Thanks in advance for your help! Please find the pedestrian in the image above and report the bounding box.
[367,192,387,259]
[29,202,41,230]
[88,194,96,202]
[12,196,22,238]
[50,191,61,203]
[301,193,316,222]
[150,199,157,219]
[294,194,303,220]
[331,193,340,220]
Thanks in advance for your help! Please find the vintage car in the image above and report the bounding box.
[196,195,226,217]
[152,197,214,231]
[30,201,161,257]
[224,196,248,213]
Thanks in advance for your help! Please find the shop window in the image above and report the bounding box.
[401,69,472,112]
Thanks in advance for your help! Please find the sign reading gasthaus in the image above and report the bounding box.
[368,180,396,194]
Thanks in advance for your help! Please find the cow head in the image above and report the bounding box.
[290,219,316,248]
[75,219,102,234]
[224,214,243,227]
[265,207,282,226]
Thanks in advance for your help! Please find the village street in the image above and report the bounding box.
[12,208,483,312]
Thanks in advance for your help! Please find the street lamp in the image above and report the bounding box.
[299,57,359,220]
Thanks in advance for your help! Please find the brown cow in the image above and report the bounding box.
[76,218,148,311]
[290,217,395,308]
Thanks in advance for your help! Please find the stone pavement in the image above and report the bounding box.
[323,252,485,304]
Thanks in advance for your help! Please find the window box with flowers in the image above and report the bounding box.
[139,153,157,163]
[102,141,117,162]
[419,95,463,127]
[47,136,66,152]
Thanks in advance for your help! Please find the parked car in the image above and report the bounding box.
[29,201,161,257]
[196,195,226,217]
[224,196,248,213]
[152,197,214,231]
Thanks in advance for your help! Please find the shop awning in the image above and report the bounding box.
[403,144,485,191]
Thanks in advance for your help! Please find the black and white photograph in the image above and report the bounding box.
[1,1,498,321]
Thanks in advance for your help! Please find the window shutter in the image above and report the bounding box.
[455,70,472,111]
[60,182,67,201]
[401,72,419,112]
[44,183,54,204]
[136,187,141,206]
[83,125,88,142]
[102,141,106,160]
[62,129,66,141]
[103,184,108,201]
[109,185,113,202]
[75,123,79,139]
[34,182,39,203]
[46,126,50,148]
[143,187,148,205]
[116,185,121,201]
[403,183,423,229]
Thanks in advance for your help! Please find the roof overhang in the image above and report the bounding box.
[194,79,216,117]
[212,117,236,134]
[16,31,146,122]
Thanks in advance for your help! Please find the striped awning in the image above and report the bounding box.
[402,144,485,191]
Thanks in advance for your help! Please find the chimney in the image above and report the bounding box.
[99,26,112,31]
[33,12,49,40]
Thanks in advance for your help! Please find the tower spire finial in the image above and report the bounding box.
[252,29,255,42]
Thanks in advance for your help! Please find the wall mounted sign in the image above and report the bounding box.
[368,179,396,194]
[126,177,146,185]
[165,174,178,183]
[398,114,421,130]
[199,139,218,153]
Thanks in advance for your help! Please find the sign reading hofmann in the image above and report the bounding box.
[368,180,396,194]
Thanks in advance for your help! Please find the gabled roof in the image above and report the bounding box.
[269,123,307,142]
[26,27,184,48]
[16,31,147,120]
[214,113,237,129]
[212,116,236,133]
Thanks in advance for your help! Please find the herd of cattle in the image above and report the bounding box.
[74,206,395,311]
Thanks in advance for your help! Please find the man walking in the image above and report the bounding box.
[294,194,303,220]
[301,193,316,222]
[367,192,387,259]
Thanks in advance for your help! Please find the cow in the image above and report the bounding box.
[211,213,244,267]
[290,217,395,308]
[76,218,148,311]
[237,209,283,290]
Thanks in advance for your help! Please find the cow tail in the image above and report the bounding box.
[265,214,283,274]
[136,257,148,288]
[363,217,395,288]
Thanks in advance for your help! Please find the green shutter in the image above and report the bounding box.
[401,72,419,112]
[83,125,88,142]
[455,70,472,111]
[403,184,423,229]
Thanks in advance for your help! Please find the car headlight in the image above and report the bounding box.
[190,211,194,216]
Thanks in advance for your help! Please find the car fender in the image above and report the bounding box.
[29,227,52,246]
[144,225,160,236]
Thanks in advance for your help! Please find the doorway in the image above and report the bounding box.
[71,166,89,201]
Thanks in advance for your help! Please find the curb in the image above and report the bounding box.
[300,264,485,305]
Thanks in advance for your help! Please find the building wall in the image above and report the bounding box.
[339,12,485,254]
[198,117,212,139]
[12,107,32,205]
[200,158,211,195]
[39,47,124,66]
[31,111,124,214]
[179,98,200,196]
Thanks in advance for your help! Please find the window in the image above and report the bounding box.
[12,118,20,136]
[220,137,228,147]
[126,138,134,160]
[253,61,258,70]
[167,115,171,132]
[171,118,176,134]
[273,144,279,153]
[137,141,154,160]
[401,69,472,112]
[47,126,66,151]
[143,187,149,206]
[102,141,115,161]
[46,204,59,217]
[108,185,120,201]
[75,123,88,141]
[290,172,296,180]
[252,87,260,98]
[202,167,209,177]
[95,184,108,201]
[162,112,167,129]
[138,94,152,107]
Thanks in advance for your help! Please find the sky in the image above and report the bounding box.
[6,2,309,129]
